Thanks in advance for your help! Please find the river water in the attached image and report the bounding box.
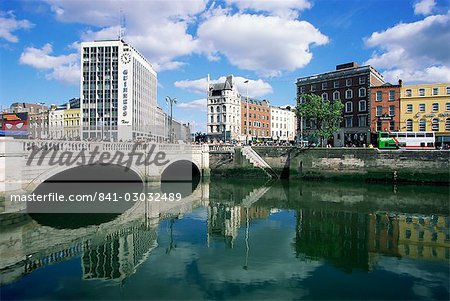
[1,179,449,300]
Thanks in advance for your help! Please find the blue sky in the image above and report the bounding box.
[0,0,449,132]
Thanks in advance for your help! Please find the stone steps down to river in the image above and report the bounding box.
[241,146,278,179]
[241,185,273,208]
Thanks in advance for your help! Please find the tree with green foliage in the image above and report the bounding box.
[296,93,344,146]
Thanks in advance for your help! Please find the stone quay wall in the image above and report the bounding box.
[210,147,450,184]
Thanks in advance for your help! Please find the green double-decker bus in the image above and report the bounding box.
[377,132,399,149]
[377,131,435,149]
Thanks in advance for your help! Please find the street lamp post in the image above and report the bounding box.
[244,80,249,145]
[165,96,177,143]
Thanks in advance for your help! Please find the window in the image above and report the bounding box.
[311,84,316,92]
[322,92,328,100]
[345,116,353,127]
[432,103,439,111]
[447,86,450,95]
[389,120,395,131]
[376,106,382,116]
[376,121,382,132]
[359,100,366,111]
[345,101,353,113]
[432,87,439,95]
[358,115,367,127]
[300,86,305,93]
[359,87,366,97]
[419,88,425,96]
[345,89,353,99]
[406,119,413,132]
[376,91,382,101]
[406,89,412,97]
[419,119,426,131]
[346,78,352,86]
[333,91,340,100]
[322,83,327,90]
[406,104,413,113]
[389,90,395,101]
[446,118,450,131]
[359,77,365,84]
[432,118,439,131]
[419,103,425,112]
[389,105,396,116]
[334,81,339,88]
[446,103,450,111]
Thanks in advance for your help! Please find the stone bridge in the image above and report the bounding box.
[0,138,210,197]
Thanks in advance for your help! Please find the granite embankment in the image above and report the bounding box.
[209,147,450,184]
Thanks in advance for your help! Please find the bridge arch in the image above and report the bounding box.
[160,159,201,182]
[25,163,145,193]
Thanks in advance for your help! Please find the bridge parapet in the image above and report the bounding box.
[0,138,210,199]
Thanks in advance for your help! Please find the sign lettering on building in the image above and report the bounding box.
[123,69,128,117]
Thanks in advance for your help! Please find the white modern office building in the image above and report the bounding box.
[270,106,297,141]
[207,75,241,142]
[80,39,157,141]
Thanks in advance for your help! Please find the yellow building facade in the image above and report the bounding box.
[63,108,81,139]
[400,83,450,145]
[397,214,449,261]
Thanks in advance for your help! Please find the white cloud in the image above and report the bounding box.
[413,0,436,16]
[365,12,450,83]
[0,10,34,43]
[177,98,207,111]
[19,43,79,85]
[174,76,273,98]
[225,0,312,18]
[197,13,328,77]
[45,0,207,71]
[381,66,450,83]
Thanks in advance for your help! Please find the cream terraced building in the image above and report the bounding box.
[400,83,450,146]
[270,106,296,141]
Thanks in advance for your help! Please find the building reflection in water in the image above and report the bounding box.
[82,224,157,282]
[207,203,270,248]
[294,209,450,272]
[295,209,370,272]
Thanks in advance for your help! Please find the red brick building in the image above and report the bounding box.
[370,81,402,133]
[241,98,271,141]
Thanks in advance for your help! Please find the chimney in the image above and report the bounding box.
[336,62,359,70]
[398,79,403,86]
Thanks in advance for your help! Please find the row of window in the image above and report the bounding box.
[375,90,397,101]
[299,76,366,93]
[405,118,450,131]
[376,120,396,132]
[242,105,270,112]
[345,100,366,113]
[300,88,366,102]
[83,47,119,54]
[243,113,268,120]
[405,102,450,113]
[405,87,450,97]
[344,115,367,128]
[210,115,237,123]
[271,130,292,137]
[272,123,287,129]
[376,105,397,116]
[243,120,269,128]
